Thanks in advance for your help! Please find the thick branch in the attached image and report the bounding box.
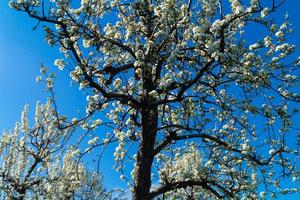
[150,179,228,199]
[154,130,282,166]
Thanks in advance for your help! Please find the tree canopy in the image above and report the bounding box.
[7,0,300,199]
[0,100,112,199]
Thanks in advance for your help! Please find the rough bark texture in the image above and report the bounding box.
[133,105,158,200]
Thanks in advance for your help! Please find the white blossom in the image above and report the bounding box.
[54,58,65,70]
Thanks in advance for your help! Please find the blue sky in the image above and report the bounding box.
[0,0,300,198]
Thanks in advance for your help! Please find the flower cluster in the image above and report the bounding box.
[0,101,107,199]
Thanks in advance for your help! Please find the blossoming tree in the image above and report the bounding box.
[0,100,110,199]
[9,0,300,199]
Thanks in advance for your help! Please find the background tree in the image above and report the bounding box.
[9,0,300,199]
[0,100,111,199]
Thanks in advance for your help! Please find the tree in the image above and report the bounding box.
[0,100,111,199]
[9,0,300,199]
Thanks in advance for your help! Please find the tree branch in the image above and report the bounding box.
[150,179,229,199]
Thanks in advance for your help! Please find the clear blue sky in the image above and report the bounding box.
[0,0,300,198]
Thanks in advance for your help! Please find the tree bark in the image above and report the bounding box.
[132,105,158,200]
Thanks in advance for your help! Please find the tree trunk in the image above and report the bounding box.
[133,105,158,200]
